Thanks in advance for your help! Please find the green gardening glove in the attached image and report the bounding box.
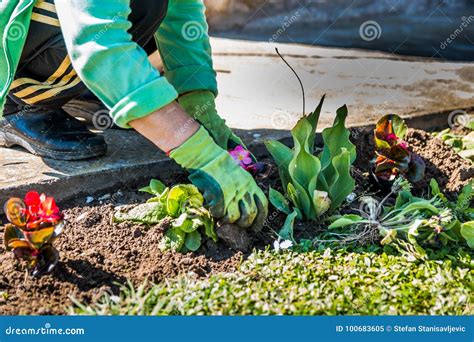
[178,90,248,151]
[170,126,268,231]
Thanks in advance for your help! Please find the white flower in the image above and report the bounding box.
[273,239,293,252]
[109,295,120,304]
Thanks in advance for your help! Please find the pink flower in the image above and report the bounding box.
[386,133,398,141]
[229,146,253,168]
[399,140,409,150]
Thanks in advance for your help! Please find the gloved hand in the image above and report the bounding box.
[170,126,268,231]
[178,90,248,152]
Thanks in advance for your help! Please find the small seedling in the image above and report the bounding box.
[114,179,217,253]
[434,129,474,163]
[430,179,474,248]
[3,191,64,277]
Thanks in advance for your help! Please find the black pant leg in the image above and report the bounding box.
[5,0,169,114]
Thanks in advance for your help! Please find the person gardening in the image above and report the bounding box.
[0,0,268,231]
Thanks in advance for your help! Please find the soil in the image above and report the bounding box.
[0,127,472,315]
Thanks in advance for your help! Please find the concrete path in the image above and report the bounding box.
[212,38,474,130]
[1,38,473,206]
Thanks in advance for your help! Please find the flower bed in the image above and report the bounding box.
[0,124,472,315]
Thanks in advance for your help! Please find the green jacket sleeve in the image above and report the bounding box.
[155,0,217,96]
[54,0,178,128]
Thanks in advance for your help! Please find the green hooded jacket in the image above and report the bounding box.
[0,0,217,128]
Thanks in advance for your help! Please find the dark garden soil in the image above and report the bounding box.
[0,128,472,315]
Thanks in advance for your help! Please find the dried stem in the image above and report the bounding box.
[275,48,305,116]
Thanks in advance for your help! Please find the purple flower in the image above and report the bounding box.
[229,145,253,168]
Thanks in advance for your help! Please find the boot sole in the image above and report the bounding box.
[0,130,107,161]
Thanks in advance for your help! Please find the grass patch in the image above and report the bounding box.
[70,249,473,315]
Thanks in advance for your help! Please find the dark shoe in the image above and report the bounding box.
[63,97,122,130]
[0,108,107,160]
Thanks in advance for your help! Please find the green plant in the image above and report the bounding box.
[265,51,356,244]
[114,179,216,253]
[330,179,474,258]
[434,129,474,163]
[430,179,474,248]
[3,191,65,277]
[373,114,425,183]
[266,96,356,222]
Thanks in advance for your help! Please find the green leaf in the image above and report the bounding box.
[150,179,166,194]
[23,226,55,249]
[390,115,408,139]
[161,227,186,252]
[289,117,321,189]
[269,188,291,214]
[395,190,415,208]
[147,187,170,204]
[429,179,448,204]
[320,105,356,171]
[180,184,204,208]
[166,184,203,217]
[279,210,299,242]
[139,186,153,195]
[375,114,408,143]
[140,179,166,195]
[456,182,473,213]
[203,216,218,242]
[328,215,365,229]
[401,202,439,216]
[442,228,459,243]
[184,230,202,252]
[327,149,356,210]
[172,214,196,233]
[167,186,188,217]
[265,140,293,189]
[307,94,325,153]
[319,106,356,197]
[114,202,166,224]
[4,224,24,251]
[460,221,474,249]
[288,117,321,219]
[287,181,312,220]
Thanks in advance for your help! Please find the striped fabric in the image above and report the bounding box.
[31,0,60,26]
[9,0,81,105]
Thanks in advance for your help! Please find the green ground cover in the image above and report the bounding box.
[71,248,473,315]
